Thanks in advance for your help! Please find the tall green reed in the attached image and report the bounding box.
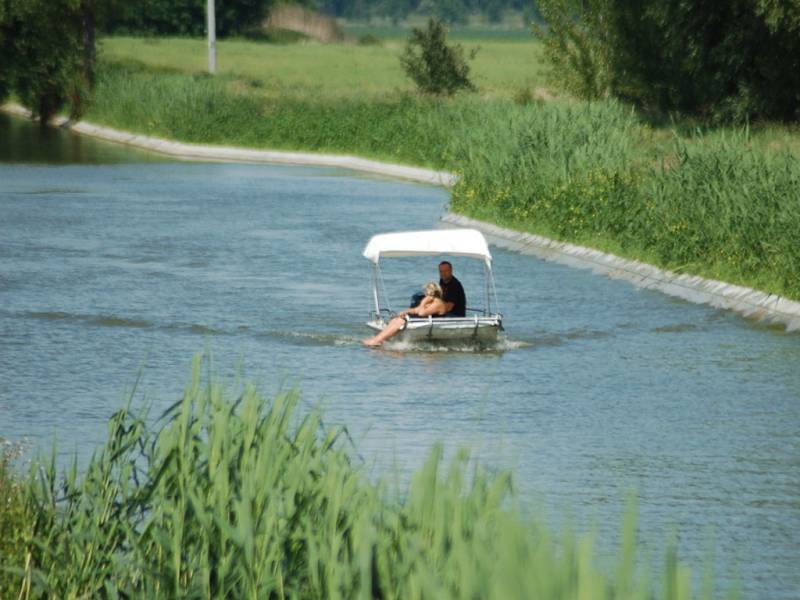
[0,438,28,599]
[0,354,717,599]
[451,104,800,299]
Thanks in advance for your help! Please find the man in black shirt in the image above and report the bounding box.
[438,261,466,317]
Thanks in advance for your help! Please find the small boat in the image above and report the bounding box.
[362,228,503,344]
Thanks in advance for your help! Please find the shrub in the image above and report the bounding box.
[534,0,800,122]
[512,87,538,106]
[400,18,477,96]
[357,32,383,46]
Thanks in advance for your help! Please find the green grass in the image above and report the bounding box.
[99,35,549,100]
[0,355,716,598]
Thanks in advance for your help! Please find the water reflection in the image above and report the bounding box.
[0,112,160,164]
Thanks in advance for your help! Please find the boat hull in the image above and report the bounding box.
[366,316,501,344]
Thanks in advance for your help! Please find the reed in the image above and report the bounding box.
[0,355,711,599]
[86,61,458,168]
[0,439,28,599]
[451,107,800,298]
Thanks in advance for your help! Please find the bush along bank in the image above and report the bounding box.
[0,356,714,599]
[85,61,800,301]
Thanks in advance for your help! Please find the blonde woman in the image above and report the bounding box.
[363,282,448,347]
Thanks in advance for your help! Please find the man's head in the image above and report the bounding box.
[438,260,453,283]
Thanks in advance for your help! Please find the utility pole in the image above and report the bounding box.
[207,0,216,74]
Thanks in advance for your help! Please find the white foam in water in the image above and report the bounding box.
[379,336,530,353]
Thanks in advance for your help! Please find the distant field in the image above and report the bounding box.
[100,35,549,99]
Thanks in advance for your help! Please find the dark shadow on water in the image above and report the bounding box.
[0,112,161,164]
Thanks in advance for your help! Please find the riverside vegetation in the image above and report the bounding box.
[83,35,800,300]
[0,356,718,599]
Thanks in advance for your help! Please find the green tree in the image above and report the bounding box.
[535,0,800,122]
[100,0,276,37]
[1,0,89,122]
[0,2,12,103]
[533,0,613,100]
[401,17,477,95]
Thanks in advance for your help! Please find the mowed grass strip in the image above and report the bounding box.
[99,35,549,99]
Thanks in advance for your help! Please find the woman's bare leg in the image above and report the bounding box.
[362,316,406,346]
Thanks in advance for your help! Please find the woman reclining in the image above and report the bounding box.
[362,282,448,347]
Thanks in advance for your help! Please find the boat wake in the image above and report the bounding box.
[13,309,530,352]
[380,336,531,353]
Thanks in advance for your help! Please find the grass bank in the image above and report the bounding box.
[84,49,800,301]
[0,356,712,598]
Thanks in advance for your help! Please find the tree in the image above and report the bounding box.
[0,0,90,123]
[533,0,613,100]
[99,0,276,37]
[535,0,800,122]
[401,17,476,95]
[0,1,12,103]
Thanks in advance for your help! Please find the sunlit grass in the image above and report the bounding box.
[99,35,549,100]
[0,355,716,598]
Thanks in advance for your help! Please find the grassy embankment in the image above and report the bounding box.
[89,36,800,300]
[0,357,711,598]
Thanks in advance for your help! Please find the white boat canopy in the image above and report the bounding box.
[363,229,492,265]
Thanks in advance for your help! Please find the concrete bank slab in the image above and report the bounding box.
[1,103,456,187]
[442,213,800,332]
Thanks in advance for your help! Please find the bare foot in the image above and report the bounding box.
[362,338,382,347]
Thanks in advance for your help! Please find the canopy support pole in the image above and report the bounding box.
[372,263,381,319]
[484,262,491,316]
[489,265,500,316]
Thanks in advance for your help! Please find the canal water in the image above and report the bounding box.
[1,114,798,598]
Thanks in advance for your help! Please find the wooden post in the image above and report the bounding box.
[207,0,216,74]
